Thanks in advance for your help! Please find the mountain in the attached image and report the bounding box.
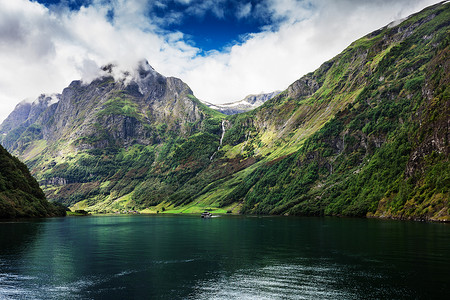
[204,91,281,115]
[1,2,448,221]
[1,59,225,212]
[0,94,60,150]
[0,144,66,218]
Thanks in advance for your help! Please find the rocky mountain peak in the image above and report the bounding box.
[204,91,281,115]
[32,94,60,107]
[133,60,167,97]
[136,59,158,79]
[1,60,210,151]
[94,60,168,97]
[0,93,60,136]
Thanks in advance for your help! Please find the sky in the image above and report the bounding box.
[0,0,441,123]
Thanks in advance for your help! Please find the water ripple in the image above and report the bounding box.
[189,262,355,300]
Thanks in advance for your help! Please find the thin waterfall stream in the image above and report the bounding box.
[210,120,226,160]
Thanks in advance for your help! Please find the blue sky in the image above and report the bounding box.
[35,0,285,52]
[0,0,442,122]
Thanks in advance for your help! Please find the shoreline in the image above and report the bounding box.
[63,212,450,223]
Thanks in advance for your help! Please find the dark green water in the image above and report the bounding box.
[0,215,449,299]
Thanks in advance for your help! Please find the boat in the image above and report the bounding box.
[201,212,213,218]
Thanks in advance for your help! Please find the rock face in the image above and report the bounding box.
[204,91,281,115]
[0,94,60,149]
[0,2,448,221]
[0,101,31,134]
[3,60,211,151]
[0,94,60,133]
[286,77,320,99]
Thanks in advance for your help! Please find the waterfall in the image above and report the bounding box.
[210,120,226,161]
[219,119,226,148]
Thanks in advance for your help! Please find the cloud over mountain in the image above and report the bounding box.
[0,0,440,122]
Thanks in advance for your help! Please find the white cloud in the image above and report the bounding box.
[265,0,315,24]
[185,0,228,19]
[0,0,442,123]
[236,2,252,19]
[175,0,192,4]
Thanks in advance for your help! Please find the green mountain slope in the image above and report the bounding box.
[1,2,448,221]
[0,144,66,218]
[160,1,449,221]
[216,2,450,221]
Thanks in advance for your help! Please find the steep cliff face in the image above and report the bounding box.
[32,62,205,148]
[0,101,31,134]
[0,94,60,150]
[3,61,216,150]
[1,2,448,221]
[0,144,65,218]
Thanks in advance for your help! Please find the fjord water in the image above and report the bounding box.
[0,216,448,299]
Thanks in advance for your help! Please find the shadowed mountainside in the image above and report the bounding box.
[0,144,66,218]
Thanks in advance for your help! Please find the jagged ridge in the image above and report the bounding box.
[204,91,281,115]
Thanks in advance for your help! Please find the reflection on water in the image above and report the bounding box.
[0,216,449,299]
[190,262,352,300]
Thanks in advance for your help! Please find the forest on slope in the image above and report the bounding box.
[0,144,66,218]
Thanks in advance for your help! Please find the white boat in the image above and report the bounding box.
[201,212,213,218]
